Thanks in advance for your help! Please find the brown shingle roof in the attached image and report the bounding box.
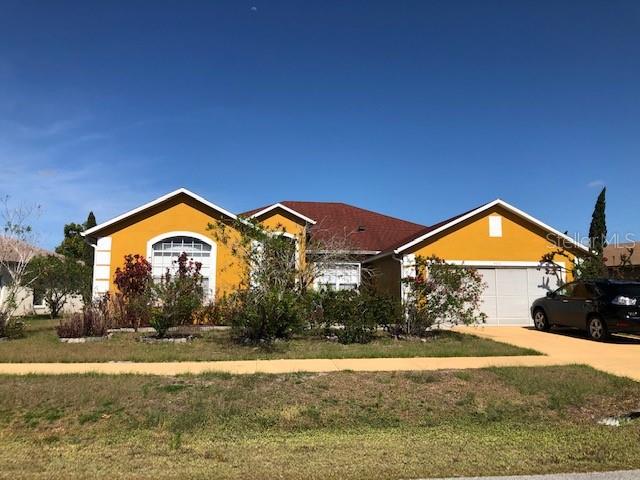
[242,201,427,253]
[374,203,491,254]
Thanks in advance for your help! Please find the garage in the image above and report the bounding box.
[476,266,562,325]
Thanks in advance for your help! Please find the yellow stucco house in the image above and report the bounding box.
[83,188,587,326]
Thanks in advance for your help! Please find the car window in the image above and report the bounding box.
[572,282,593,299]
[554,283,574,297]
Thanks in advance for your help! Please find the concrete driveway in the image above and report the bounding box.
[455,326,640,382]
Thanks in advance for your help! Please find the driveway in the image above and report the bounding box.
[455,326,640,382]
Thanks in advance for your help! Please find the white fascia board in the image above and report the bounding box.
[82,188,238,237]
[248,203,316,225]
[394,199,589,254]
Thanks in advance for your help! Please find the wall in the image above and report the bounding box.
[90,193,245,299]
[405,206,579,277]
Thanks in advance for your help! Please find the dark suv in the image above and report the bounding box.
[530,279,640,341]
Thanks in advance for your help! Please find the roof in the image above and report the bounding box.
[0,237,52,264]
[604,242,640,266]
[365,199,589,262]
[83,188,237,237]
[247,203,316,225]
[242,201,427,253]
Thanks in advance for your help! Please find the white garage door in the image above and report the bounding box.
[476,267,561,325]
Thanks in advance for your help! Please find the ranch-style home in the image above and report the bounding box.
[83,188,587,326]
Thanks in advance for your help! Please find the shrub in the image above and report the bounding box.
[228,288,303,344]
[402,255,487,335]
[56,314,84,338]
[56,305,108,338]
[192,302,222,325]
[113,254,153,330]
[0,315,25,339]
[151,252,204,337]
[317,289,401,344]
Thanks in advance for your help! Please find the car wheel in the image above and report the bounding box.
[587,316,608,342]
[533,309,550,331]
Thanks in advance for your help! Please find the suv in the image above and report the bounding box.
[530,279,640,341]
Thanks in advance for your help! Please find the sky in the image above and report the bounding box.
[0,0,638,249]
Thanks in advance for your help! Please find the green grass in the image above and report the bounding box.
[0,366,638,479]
[0,317,538,362]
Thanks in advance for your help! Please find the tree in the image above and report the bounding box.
[55,211,97,302]
[208,218,303,343]
[0,196,41,337]
[24,255,87,318]
[588,187,607,255]
[581,187,608,279]
[83,211,97,267]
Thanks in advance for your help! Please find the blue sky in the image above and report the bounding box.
[0,0,638,249]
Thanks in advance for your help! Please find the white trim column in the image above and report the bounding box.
[400,253,416,303]
[92,236,112,298]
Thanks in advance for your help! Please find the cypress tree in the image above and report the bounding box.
[84,211,97,230]
[588,187,607,255]
[580,187,607,279]
[83,211,97,267]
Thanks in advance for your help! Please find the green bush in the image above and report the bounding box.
[229,288,304,344]
[316,289,402,344]
[1,317,25,339]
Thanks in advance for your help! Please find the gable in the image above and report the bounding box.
[403,205,582,262]
[84,188,236,239]
[251,207,308,238]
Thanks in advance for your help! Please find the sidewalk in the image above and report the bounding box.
[0,354,566,376]
[0,326,637,378]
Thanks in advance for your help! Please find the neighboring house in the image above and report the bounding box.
[604,242,640,278]
[0,238,82,317]
[83,188,587,326]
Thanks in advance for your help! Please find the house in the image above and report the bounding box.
[604,242,640,278]
[0,238,81,317]
[83,188,587,326]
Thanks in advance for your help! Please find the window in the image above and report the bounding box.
[572,282,595,299]
[315,263,360,291]
[33,288,45,307]
[554,283,574,297]
[489,215,502,237]
[151,236,212,296]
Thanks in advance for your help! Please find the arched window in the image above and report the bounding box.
[149,234,215,298]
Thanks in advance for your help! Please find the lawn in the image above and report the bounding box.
[0,366,638,479]
[0,317,538,362]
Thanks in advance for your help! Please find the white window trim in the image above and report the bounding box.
[313,262,361,291]
[146,231,217,301]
